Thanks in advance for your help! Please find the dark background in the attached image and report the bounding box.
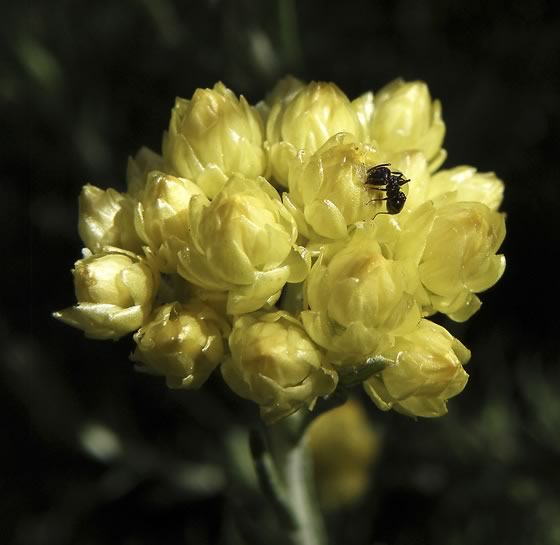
[3,1,560,544]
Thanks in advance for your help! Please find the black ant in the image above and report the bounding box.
[365,163,409,215]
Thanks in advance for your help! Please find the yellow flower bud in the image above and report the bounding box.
[162,82,266,198]
[134,171,206,271]
[369,79,445,168]
[221,311,337,424]
[257,75,306,121]
[54,248,158,340]
[418,202,506,321]
[309,398,379,511]
[131,300,229,389]
[301,224,422,365]
[352,91,375,140]
[428,166,505,211]
[177,174,310,314]
[78,185,143,254]
[364,319,470,417]
[266,81,363,186]
[126,146,166,198]
[283,133,384,241]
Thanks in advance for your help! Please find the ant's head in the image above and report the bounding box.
[366,163,392,186]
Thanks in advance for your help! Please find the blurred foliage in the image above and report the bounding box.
[3,0,560,544]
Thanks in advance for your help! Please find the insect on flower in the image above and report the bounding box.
[365,163,409,215]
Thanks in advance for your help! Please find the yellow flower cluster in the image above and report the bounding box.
[55,77,506,423]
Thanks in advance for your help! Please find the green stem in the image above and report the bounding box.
[262,412,327,545]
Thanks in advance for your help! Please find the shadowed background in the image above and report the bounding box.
[3,1,560,544]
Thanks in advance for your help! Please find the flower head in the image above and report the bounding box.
[131,300,229,389]
[221,311,337,423]
[126,146,166,198]
[177,173,310,314]
[257,75,305,121]
[134,171,206,272]
[163,82,266,198]
[283,133,384,242]
[54,248,158,339]
[427,166,505,211]
[418,201,506,321]
[301,224,421,365]
[265,81,365,186]
[368,79,446,170]
[78,185,142,255]
[364,319,470,417]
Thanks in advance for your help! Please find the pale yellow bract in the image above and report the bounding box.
[55,76,506,421]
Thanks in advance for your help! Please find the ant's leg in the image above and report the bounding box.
[372,210,390,220]
[367,196,388,205]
